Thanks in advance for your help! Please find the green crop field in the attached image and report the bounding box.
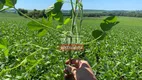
[0,13,142,80]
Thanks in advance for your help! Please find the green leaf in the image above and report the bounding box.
[37,29,47,37]
[5,0,17,7]
[0,0,5,9]
[100,21,119,31]
[54,11,63,24]
[42,17,51,26]
[57,0,63,2]
[54,15,60,21]
[64,18,71,25]
[47,16,53,26]
[0,7,11,12]
[0,43,9,58]
[0,44,6,49]
[56,25,62,29]
[104,16,117,22]
[59,13,63,24]
[4,49,9,58]
[27,21,45,31]
[54,2,63,13]
[100,16,119,31]
[0,38,8,47]
[45,1,63,25]
[46,5,54,16]
[92,30,106,40]
[47,1,63,15]
[51,12,57,16]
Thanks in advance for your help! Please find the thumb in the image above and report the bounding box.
[66,65,77,75]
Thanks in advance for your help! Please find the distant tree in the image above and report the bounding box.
[40,9,47,18]
[17,8,28,16]
[27,9,47,19]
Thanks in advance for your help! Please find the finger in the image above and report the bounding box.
[64,73,73,77]
[64,69,67,73]
[79,61,91,68]
[67,65,77,74]
[64,74,71,80]
[64,69,74,79]
[64,73,67,77]
[64,65,76,80]
[64,73,74,80]
[65,59,80,68]
[64,67,73,74]
[65,59,72,64]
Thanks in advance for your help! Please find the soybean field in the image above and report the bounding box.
[0,13,142,80]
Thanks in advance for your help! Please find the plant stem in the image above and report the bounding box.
[14,7,62,33]
[79,2,83,37]
[70,0,75,34]
[68,0,74,64]
[75,0,79,43]
[67,0,79,65]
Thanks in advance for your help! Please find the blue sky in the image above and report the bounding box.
[15,0,142,10]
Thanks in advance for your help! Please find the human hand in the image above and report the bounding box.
[64,59,96,80]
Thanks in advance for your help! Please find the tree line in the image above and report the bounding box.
[64,10,142,17]
[18,8,47,18]
[18,8,142,18]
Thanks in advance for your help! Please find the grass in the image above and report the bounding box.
[0,13,142,79]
